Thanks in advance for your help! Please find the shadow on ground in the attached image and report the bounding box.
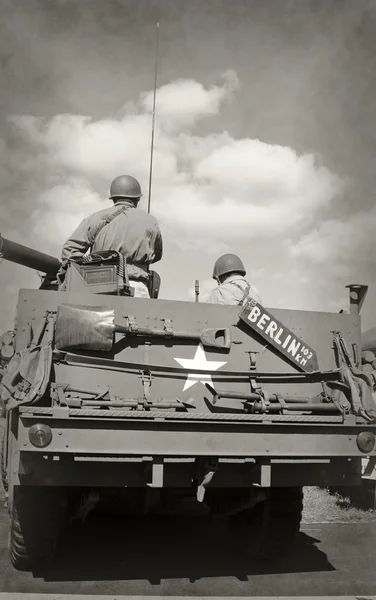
[35,512,334,584]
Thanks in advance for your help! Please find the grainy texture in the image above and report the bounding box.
[302,485,376,522]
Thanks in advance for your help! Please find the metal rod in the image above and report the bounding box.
[248,402,339,413]
[195,280,200,302]
[147,22,160,215]
[211,389,311,404]
[54,350,342,380]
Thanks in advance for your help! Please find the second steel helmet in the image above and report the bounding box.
[213,254,246,279]
[109,175,142,200]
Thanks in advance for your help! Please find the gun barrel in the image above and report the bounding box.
[0,234,60,275]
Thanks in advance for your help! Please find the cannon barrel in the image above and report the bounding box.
[0,234,60,275]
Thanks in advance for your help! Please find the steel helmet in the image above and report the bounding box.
[109,175,142,200]
[212,254,246,279]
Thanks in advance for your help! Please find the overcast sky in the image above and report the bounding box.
[1,0,376,332]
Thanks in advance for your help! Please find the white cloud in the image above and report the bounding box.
[289,206,376,266]
[141,70,239,132]
[6,71,344,257]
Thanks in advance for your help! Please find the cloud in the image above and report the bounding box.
[4,71,344,260]
[141,70,240,132]
[289,206,376,267]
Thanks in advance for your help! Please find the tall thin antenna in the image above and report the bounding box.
[147,22,160,214]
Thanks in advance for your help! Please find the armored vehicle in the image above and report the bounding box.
[1,233,376,571]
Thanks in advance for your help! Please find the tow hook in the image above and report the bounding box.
[197,459,218,503]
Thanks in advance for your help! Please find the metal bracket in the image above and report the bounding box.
[125,315,138,334]
[162,318,174,338]
[140,371,153,404]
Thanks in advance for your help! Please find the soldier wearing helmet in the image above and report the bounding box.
[208,253,261,306]
[60,175,163,297]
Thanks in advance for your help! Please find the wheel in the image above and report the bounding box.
[228,486,303,562]
[9,486,67,571]
[1,429,7,494]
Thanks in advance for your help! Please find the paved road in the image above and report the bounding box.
[0,506,375,597]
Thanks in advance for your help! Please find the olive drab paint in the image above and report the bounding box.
[239,299,319,373]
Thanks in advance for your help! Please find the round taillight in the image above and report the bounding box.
[356,431,375,453]
[29,423,52,448]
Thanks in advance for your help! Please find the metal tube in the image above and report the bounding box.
[81,400,189,409]
[147,22,160,215]
[0,234,60,275]
[250,402,339,413]
[195,280,200,303]
[212,389,311,404]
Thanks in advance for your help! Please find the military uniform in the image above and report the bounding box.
[208,274,261,306]
[61,200,162,297]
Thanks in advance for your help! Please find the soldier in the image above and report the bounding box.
[60,175,163,297]
[208,253,261,306]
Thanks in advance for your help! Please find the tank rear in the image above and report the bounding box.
[1,281,376,571]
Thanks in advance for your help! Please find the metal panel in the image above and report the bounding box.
[17,417,376,457]
[15,288,361,405]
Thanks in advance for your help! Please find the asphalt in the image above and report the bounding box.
[0,506,375,597]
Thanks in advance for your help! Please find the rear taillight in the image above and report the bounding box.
[356,431,375,453]
[28,423,52,448]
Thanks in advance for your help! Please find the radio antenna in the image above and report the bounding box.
[147,22,160,214]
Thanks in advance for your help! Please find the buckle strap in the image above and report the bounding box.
[91,205,128,243]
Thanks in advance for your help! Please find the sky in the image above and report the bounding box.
[0,0,376,332]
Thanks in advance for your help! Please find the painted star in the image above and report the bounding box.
[174,344,227,391]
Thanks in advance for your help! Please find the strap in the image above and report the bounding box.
[91,205,128,244]
[230,280,251,305]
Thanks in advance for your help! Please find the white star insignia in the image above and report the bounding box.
[174,344,227,391]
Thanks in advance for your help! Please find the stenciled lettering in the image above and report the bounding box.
[265,320,278,339]
[257,313,270,331]
[287,338,301,357]
[248,306,261,323]
[274,327,284,345]
[240,302,318,373]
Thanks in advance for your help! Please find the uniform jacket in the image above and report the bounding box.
[208,274,261,306]
[61,201,163,280]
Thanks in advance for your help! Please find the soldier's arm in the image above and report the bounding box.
[207,288,226,305]
[150,221,163,263]
[60,217,94,265]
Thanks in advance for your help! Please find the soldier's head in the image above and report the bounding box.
[212,254,246,284]
[109,175,142,205]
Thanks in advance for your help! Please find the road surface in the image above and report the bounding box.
[0,506,375,597]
